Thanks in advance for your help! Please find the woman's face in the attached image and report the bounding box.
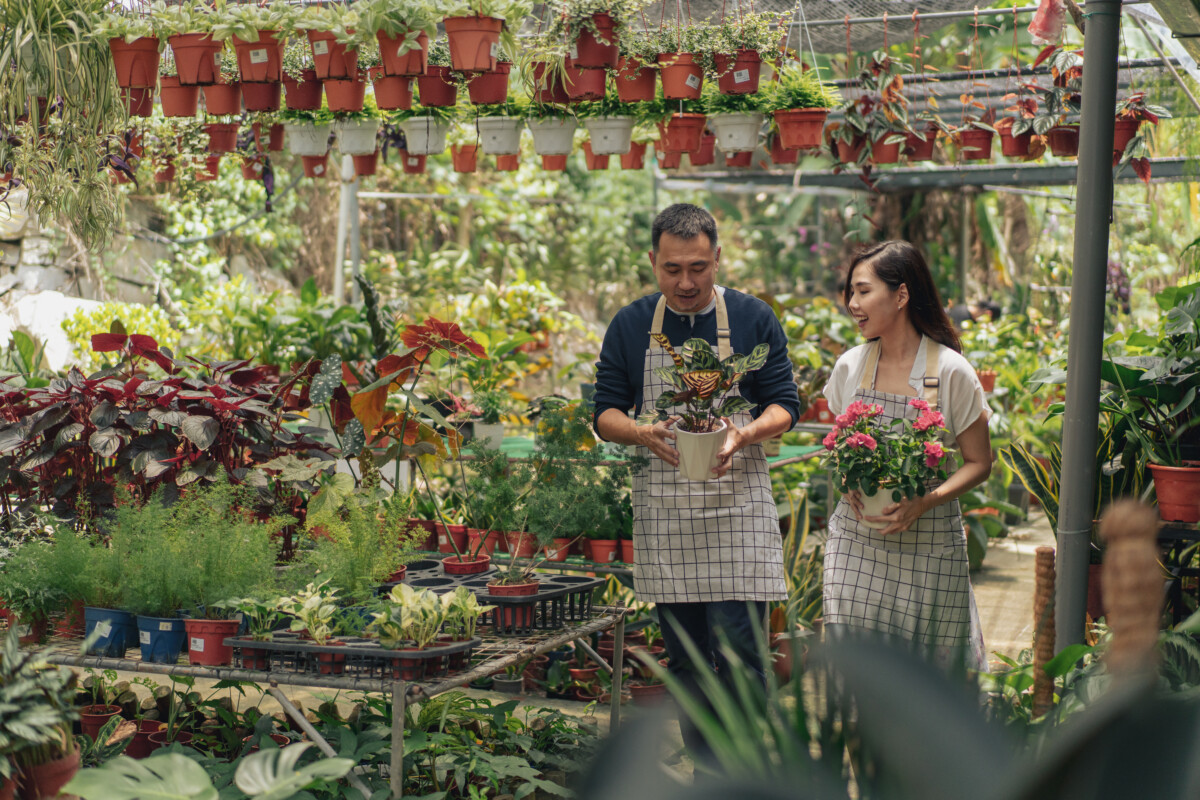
[846,260,907,340]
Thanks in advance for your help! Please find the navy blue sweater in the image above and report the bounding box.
[592,288,800,436]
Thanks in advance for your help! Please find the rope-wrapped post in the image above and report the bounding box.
[1033,545,1057,718]
[1099,500,1163,678]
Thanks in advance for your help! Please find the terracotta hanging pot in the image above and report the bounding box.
[615,56,656,102]
[689,133,716,166]
[196,153,222,181]
[571,12,618,69]
[621,140,647,170]
[541,153,568,170]
[283,69,323,110]
[323,75,366,112]
[769,134,799,164]
[121,87,153,117]
[352,150,379,176]
[252,121,285,151]
[378,30,429,76]
[307,30,358,80]
[724,150,754,167]
[1112,117,1141,155]
[1047,124,1079,157]
[531,61,570,104]
[232,31,285,83]
[203,82,242,116]
[373,73,413,110]
[959,128,993,161]
[452,143,479,172]
[904,125,938,161]
[444,15,503,73]
[109,37,160,88]
[833,136,866,164]
[241,157,265,180]
[563,61,606,102]
[300,153,329,177]
[999,127,1033,158]
[772,108,828,150]
[657,52,703,99]
[658,149,682,169]
[159,75,199,117]
[870,137,902,164]
[659,113,706,153]
[204,122,238,153]
[241,81,280,112]
[467,61,510,105]
[714,49,761,95]
[403,152,427,173]
[416,65,458,107]
[169,33,222,85]
[582,141,609,170]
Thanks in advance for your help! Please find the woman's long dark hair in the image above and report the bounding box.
[842,241,963,353]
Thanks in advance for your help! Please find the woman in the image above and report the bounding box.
[821,241,991,670]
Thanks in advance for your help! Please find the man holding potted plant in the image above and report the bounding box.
[592,203,798,758]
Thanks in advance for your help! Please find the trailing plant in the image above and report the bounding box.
[711,10,788,62]
[638,336,770,433]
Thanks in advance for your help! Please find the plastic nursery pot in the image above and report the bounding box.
[391,648,427,681]
[505,531,538,558]
[241,158,265,181]
[769,135,799,165]
[316,641,347,675]
[125,718,164,760]
[403,153,427,173]
[202,82,241,116]
[466,61,510,105]
[689,133,717,166]
[109,37,159,88]
[869,138,902,165]
[306,30,358,81]
[147,730,193,748]
[386,562,406,582]
[589,539,620,563]
[185,618,240,666]
[658,149,682,169]
[169,33,222,85]
[416,65,458,107]
[620,538,635,563]
[628,681,669,705]
[138,616,187,664]
[714,50,762,95]
[541,153,568,171]
[959,128,993,161]
[241,81,281,112]
[904,127,938,161]
[568,666,599,683]
[442,554,492,575]
[833,137,866,164]
[300,154,328,178]
[563,61,606,102]
[252,121,285,151]
[976,369,997,393]
[378,30,428,77]
[323,76,367,112]
[582,141,609,171]
[675,420,729,481]
[531,61,570,104]
[283,69,323,110]
[543,538,572,561]
[571,13,619,69]
[121,87,153,117]
[584,116,634,155]
[159,75,199,117]
[243,733,291,753]
[621,141,647,170]
[487,580,540,631]
[437,523,469,554]
[1112,118,1141,154]
[373,74,413,110]
[19,746,80,800]
[84,606,134,657]
[468,529,505,555]
[615,56,657,102]
[1047,125,1080,157]
[54,599,86,637]
[528,117,577,156]
[80,704,123,742]
[204,122,238,153]
[232,31,285,83]
[444,15,503,73]
[1147,463,1200,523]
[999,128,1033,159]
[240,644,272,671]
[492,675,526,694]
[723,150,754,168]
[659,113,707,153]
[657,52,703,100]
[477,116,522,155]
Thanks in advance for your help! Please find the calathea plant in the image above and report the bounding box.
[639,336,769,433]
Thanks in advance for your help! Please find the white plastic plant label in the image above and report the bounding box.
[190,637,205,651]
[214,54,222,69]
[439,534,448,545]
[734,69,750,83]
[140,631,151,644]
[14,625,29,637]
[685,74,701,89]
[569,44,579,60]
[250,48,269,65]
[159,621,173,631]
[489,42,499,58]
[604,548,617,561]
[313,164,324,175]
[95,621,112,639]
[408,157,420,166]
[313,40,329,56]
[547,549,559,559]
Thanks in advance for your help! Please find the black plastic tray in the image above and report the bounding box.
[223,634,482,681]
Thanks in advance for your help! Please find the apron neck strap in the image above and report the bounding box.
[858,341,881,391]
[922,337,942,409]
[650,292,732,360]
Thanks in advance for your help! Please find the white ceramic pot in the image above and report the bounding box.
[335,118,381,155]
[527,117,577,155]
[709,112,765,153]
[674,421,728,481]
[284,122,332,156]
[857,487,895,530]
[473,422,505,450]
[400,117,450,155]
[582,115,634,155]
[476,116,523,155]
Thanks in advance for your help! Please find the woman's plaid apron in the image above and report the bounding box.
[629,293,786,603]
[823,338,986,669]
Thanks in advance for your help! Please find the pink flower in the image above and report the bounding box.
[823,430,838,451]
[913,410,945,431]
[835,412,854,428]
[924,441,946,467]
[909,398,930,412]
[846,432,878,450]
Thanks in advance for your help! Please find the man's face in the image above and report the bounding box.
[650,232,720,314]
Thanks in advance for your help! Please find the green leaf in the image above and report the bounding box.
[652,366,685,391]
[1042,643,1093,678]
[715,396,752,418]
[63,752,220,800]
[739,342,770,372]
[234,743,355,800]
[309,355,343,406]
[88,428,123,458]
[181,416,220,450]
[681,338,719,370]
[300,278,319,306]
[342,419,365,457]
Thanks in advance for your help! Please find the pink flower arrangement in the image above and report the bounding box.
[924,441,947,468]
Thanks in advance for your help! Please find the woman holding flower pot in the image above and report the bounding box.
[821,240,992,671]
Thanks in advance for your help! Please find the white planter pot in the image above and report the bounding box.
[710,112,765,153]
[476,116,523,155]
[472,422,505,450]
[284,123,332,157]
[674,421,728,481]
[527,117,577,155]
[335,118,381,155]
[400,117,450,155]
[857,487,894,530]
[582,115,634,155]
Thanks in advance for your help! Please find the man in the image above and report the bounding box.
[592,204,799,754]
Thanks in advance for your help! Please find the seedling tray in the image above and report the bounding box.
[223,633,482,681]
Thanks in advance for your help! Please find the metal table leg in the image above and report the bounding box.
[267,685,372,800]
[391,679,405,800]
[609,615,625,732]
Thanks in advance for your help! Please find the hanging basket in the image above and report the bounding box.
[307,30,358,80]
[284,122,331,156]
[659,113,706,153]
[658,148,682,168]
[615,56,656,102]
[444,15,503,73]
[496,152,520,171]
[541,153,568,171]
[283,69,323,110]
[527,116,577,156]
[336,118,380,155]
[403,152,427,173]
[378,30,429,77]
[252,121,285,151]
[240,157,265,180]
[772,108,828,150]
[300,153,329,177]
[769,134,799,164]
[373,73,413,110]
[232,31,285,83]
[241,81,280,112]
[723,149,753,168]
[689,133,716,166]
[583,115,634,155]
[714,49,761,95]
[582,141,609,170]
[1112,118,1141,154]
[959,128,993,161]
[1047,124,1079,158]
[324,75,366,112]
[204,122,238,153]
[203,82,242,116]
[571,13,618,69]
[352,150,379,177]
[903,126,938,161]
[159,75,199,117]
[169,33,222,86]
[452,143,479,172]
[999,127,1033,158]
[416,65,458,107]
[833,136,866,164]
[399,117,450,155]
[564,61,606,102]
[466,62,510,105]
[109,37,160,89]
[709,112,764,153]
[121,87,153,117]
[531,61,570,104]
[870,137,902,164]
[621,140,647,170]
[657,52,703,100]
[476,115,522,155]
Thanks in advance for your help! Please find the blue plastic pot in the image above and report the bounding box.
[83,607,135,657]
[136,616,187,663]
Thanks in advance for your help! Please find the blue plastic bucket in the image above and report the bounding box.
[136,616,187,663]
[83,607,135,657]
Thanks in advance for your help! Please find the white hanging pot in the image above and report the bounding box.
[674,420,728,481]
[476,116,522,155]
[527,117,577,155]
[400,117,450,155]
[709,112,765,153]
[284,122,332,156]
[582,115,634,155]
[335,118,381,155]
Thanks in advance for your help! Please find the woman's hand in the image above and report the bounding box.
[866,496,930,536]
[845,490,864,519]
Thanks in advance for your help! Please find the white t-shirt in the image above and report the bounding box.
[822,336,989,448]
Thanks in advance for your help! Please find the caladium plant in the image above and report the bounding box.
[638,337,770,433]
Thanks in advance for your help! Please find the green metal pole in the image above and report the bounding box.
[1056,0,1122,651]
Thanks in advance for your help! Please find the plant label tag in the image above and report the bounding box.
[14,625,29,637]
[95,621,112,639]
[140,631,151,644]
[569,44,579,60]
[313,164,324,175]
[213,54,221,70]
[547,549,559,559]
[489,42,499,58]
[250,48,269,65]
[313,40,329,56]
[734,69,750,83]
[159,621,173,631]
[685,74,701,89]
[439,534,448,545]
[190,637,205,651]
[408,157,419,166]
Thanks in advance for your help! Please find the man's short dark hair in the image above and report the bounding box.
[652,203,718,253]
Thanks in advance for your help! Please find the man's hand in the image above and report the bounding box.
[711,416,749,478]
[639,417,680,466]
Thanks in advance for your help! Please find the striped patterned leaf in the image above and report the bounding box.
[682,338,720,370]
[681,370,722,399]
[651,333,684,368]
[1000,443,1059,533]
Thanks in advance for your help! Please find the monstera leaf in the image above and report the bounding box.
[235,743,355,800]
[63,753,219,800]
